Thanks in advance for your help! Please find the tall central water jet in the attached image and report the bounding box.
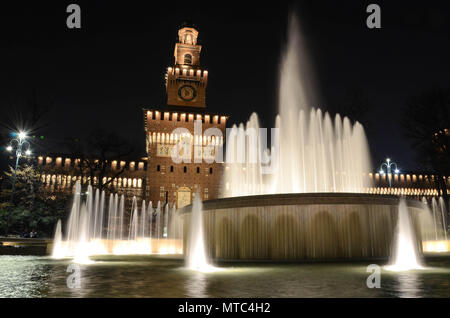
[223,14,372,196]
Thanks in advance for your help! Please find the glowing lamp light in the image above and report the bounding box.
[25,149,31,156]
[394,169,400,174]
[6,145,13,152]
[379,170,384,175]
[18,132,27,140]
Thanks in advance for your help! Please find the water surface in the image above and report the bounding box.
[0,254,449,298]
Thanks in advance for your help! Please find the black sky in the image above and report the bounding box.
[0,0,449,171]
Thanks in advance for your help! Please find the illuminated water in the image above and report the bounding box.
[0,255,449,298]
[186,195,210,271]
[419,197,449,253]
[54,181,183,261]
[223,15,372,196]
[385,198,423,271]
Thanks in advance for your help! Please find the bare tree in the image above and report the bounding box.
[402,87,450,222]
[64,130,136,192]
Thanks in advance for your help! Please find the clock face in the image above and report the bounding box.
[178,85,196,101]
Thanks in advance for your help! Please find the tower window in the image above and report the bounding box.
[184,166,187,173]
[170,166,174,172]
[209,167,213,174]
[184,54,192,65]
[197,167,200,174]
[157,165,160,172]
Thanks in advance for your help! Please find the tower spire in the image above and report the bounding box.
[165,25,207,108]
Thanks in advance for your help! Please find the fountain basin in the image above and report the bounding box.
[179,193,424,261]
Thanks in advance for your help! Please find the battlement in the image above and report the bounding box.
[37,155,147,172]
[144,109,227,126]
[146,131,224,146]
[368,172,450,187]
[167,67,208,79]
[165,67,208,89]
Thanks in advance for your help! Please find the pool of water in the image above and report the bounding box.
[0,254,449,297]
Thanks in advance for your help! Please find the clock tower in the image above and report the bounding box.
[144,23,227,208]
[165,26,208,108]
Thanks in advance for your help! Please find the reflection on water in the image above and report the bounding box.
[185,271,208,298]
[0,255,449,298]
[397,272,422,298]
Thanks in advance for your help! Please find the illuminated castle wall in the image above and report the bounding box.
[36,153,449,200]
[36,155,146,202]
[144,25,227,208]
[144,110,226,208]
[31,25,449,207]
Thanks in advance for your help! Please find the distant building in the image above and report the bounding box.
[28,25,449,206]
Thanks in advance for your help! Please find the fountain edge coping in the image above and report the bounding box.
[177,193,424,214]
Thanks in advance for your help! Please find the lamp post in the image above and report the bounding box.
[6,132,31,203]
[379,158,399,189]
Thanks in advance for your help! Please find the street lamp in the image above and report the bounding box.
[379,158,399,189]
[5,131,32,203]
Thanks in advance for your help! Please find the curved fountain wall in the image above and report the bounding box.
[180,194,424,261]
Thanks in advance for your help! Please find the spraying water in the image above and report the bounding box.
[52,181,183,260]
[420,197,449,252]
[52,220,64,258]
[186,194,215,271]
[223,14,372,197]
[385,198,423,271]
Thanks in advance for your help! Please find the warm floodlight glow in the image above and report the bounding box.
[385,199,424,272]
[52,182,184,261]
[423,240,450,253]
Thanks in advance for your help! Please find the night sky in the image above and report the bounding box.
[1,0,449,171]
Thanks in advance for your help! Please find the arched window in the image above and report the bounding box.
[184,54,192,65]
[185,34,193,45]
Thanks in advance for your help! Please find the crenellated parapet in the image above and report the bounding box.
[144,109,226,125]
[143,109,227,157]
[367,172,450,197]
[165,67,208,89]
[37,155,147,173]
[34,154,147,203]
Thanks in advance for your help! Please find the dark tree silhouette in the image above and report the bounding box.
[64,130,136,192]
[402,87,450,221]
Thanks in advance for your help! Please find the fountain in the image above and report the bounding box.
[52,181,183,261]
[179,13,426,263]
[186,194,215,271]
[52,220,64,258]
[223,14,371,197]
[420,197,449,252]
[54,13,431,266]
[385,198,423,271]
